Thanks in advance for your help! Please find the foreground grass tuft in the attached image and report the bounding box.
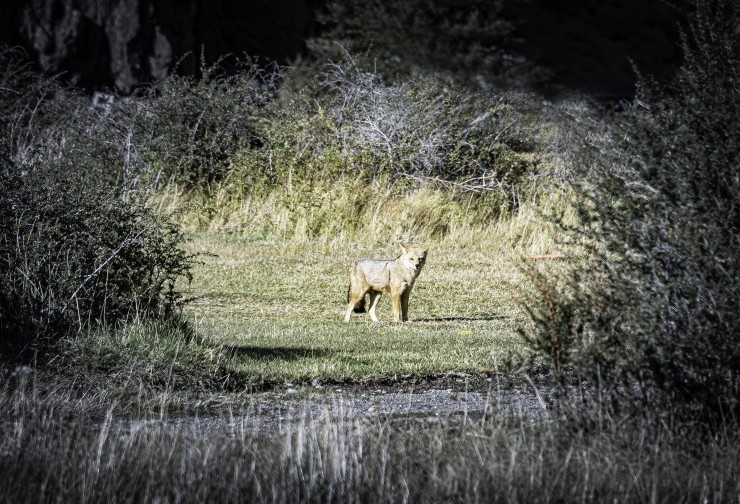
[1,383,737,503]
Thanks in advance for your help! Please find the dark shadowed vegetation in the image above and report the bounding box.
[519,0,739,426]
[308,0,525,85]
[0,47,192,346]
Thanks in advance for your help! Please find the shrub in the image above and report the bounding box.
[321,54,539,181]
[133,55,281,187]
[197,55,548,240]
[0,167,191,338]
[0,48,192,343]
[249,55,543,205]
[520,0,740,424]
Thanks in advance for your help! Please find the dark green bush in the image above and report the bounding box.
[2,53,281,196]
[0,48,192,342]
[521,0,739,424]
[133,55,281,186]
[0,167,191,337]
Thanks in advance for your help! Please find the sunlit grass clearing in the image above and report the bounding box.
[181,233,534,382]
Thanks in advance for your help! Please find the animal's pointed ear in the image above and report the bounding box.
[400,243,410,253]
[421,245,429,253]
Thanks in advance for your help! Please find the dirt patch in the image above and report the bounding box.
[114,376,552,437]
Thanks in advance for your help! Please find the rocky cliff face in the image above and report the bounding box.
[2,0,316,93]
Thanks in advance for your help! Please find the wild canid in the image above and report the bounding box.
[344,244,429,323]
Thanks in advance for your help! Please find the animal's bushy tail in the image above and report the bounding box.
[347,286,366,313]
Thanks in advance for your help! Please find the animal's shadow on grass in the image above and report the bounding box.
[414,316,510,323]
[222,345,336,361]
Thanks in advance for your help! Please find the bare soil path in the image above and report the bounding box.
[115,376,550,437]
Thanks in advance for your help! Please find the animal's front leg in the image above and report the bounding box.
[391,291,402,323]
[400,289,411,322]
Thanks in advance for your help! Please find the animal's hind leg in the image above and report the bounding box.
[344,286,368,322]
[367,291,382,322]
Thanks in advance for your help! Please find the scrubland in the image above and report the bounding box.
[1,2,739,500]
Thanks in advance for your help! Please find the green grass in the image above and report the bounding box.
[37,187,562,412]
[180,233,532,384]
